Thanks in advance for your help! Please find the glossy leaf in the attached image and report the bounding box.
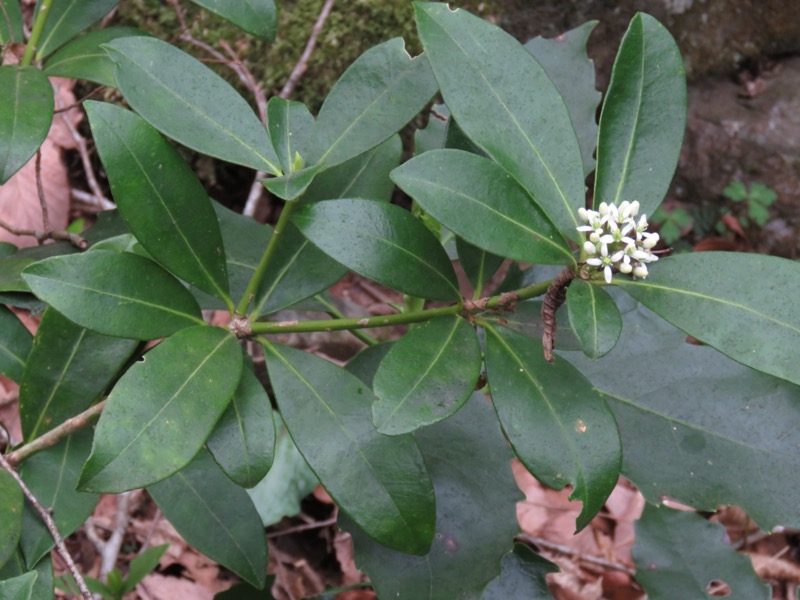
[633,504,769,599]
[267,97,315,174]
[19,431,99,568]
[345,343,394,388]
[148,449,267,588]
[261,164,325,201]
[456,237,504,291]
[566,280,622,359]
[42,27,147,87]
[594,13,686,217]
[484,325,621,530]
[207,365,275,488]
[86,101,230,302]
[0,0,23,44]
[311,38,438,168]
[393,150,574,264]
[616,252,800,386]
[292,199,460,301]
[0,306,32,383]
[189,0,277,40]
[0,66,53,184]
[373,316,481,435]
[0,470,23,570]
[0,572,37,600]
[302,135,402,204]
[79,326,242,493]
[481,544,558,600]
[32,0,119,60]
[346,394,520,598]
[415,3,584,241]
[19,308,137,441]
[0,552,52,600]
[22,251,204,340]
[105,36,281,175]
[263,341,435,555]
[525,22,601,177]
[564,293,800,529]
[120,544,169,596]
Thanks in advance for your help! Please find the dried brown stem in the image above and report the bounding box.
[518,534,636,576]
[0,452,93,599]
[35,149,50,232]
[59,107,114,211]
[541,267,575,363]
[266,515,338,539]
[0,217,87,249]
[279,0,336,100]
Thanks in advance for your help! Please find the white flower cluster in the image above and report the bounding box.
[577,201,659,284]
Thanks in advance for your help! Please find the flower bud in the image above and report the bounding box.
[633,265,649,278]
[583,241,597,255]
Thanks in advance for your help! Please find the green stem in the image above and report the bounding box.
[313,294,378,346]
[236,200,298,316]
[20,0,55,66]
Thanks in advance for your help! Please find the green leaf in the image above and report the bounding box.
[481,299,582,352]
[0,66,53,184]
[148,448,267,588]
[189,0,277,41]
[42,27,147,87]
[263,341,436,555]
[393,150,575,265]
[616,252,800,386]
[261,164,325,201]
[414,104,448,155]
[246,424,318,527]
[0,306,32,383]
[302,135,402,204]
[207,365,275,488]
[0,552,52,600]
[32,0,119,60]
[345,343,394,388]
[105,36,281,175]
[19,308,137,441]
[79,325,242,493]
[0,572,37,600]
[214,579,276,600]
[0,470,23,570]
[345,394,520,598]
[456,237,504,291]
[566,280,622,359]
[86,101,230,303]
[22,250,204,340]
[748,202,770,227]
[481,544,558,600]
[373,316,481,435]
[19,431,99,568]
[524,21,601,177]
[312,38,437,168]
[292,199,460,301]
[594,13,686,217]
[0,0,23,44]
[563,293,800,530]
[633,504,770,599]
[483,325,621,530]
[722,180,747,202]
[267,97,315,174]
[749,182,777,206]
[415,3,585,241]
[120,544,169,595]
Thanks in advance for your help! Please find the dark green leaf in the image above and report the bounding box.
[0,305,32,383]
[456,237,504,291]
[566,280,622,359]
[32,0,119,60]
[22,250,205,340]
[214,578,276,600]
[189,0,277,40]
[346,394,520,598]
[633,504,769,599]
[0,0,23,44]
[263,341,435,555]
[616,252,800,386]
[42,27,147,87]
[120,545,169,595]
[484,325,621,530]
[105,36,281,175]
[481,544,558,600]
[302,135,402,204]
[0,66,53,184]
[79,326,242,492]
[292,199,460,301]
[267,97,315,174]
[563,293,800,530]
[345,343,394,388]
[524,22,600,177]
[0,571,37,600]
[19,431,99,568]
[86,101,230,303]
[373,316,480,435]
[594,13,686,217]
[261,164,325,201]
[148,448,267,588]
[393,150,575,264]
[481,300,582,352]
[0,470,23,570]
[414,104,448,155]
[0,552,52,600]
[19,308,136,441]
[311,38,437,168]
[415,3,584,241]
[207,365,275,488]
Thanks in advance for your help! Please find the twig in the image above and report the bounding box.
[138,508,162,553]
[0,452,92,599]
[279,0,336,100]
[5,401,105,467]
[71,188,115,212]
[0,217,87,249]
[54,87,104,114]
[35,150,50,233]
[518,534,636,576]
[266,516,338,539]
[100,492,131,579]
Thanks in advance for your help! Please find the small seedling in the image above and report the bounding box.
[721,180,777,228]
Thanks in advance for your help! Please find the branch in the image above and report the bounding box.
[518,534,636,576]
[0,218,87,249]
[279,0,336,100]
[0,452,92,599]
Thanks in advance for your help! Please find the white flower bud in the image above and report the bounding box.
[578,207,589,222]
[642,233,660,249]
[589,231,601,243]
[619,262,633,274]
[633,265,649,278]
[583,241,597,255]
[630,201,640,217]
[599,202,609,216]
